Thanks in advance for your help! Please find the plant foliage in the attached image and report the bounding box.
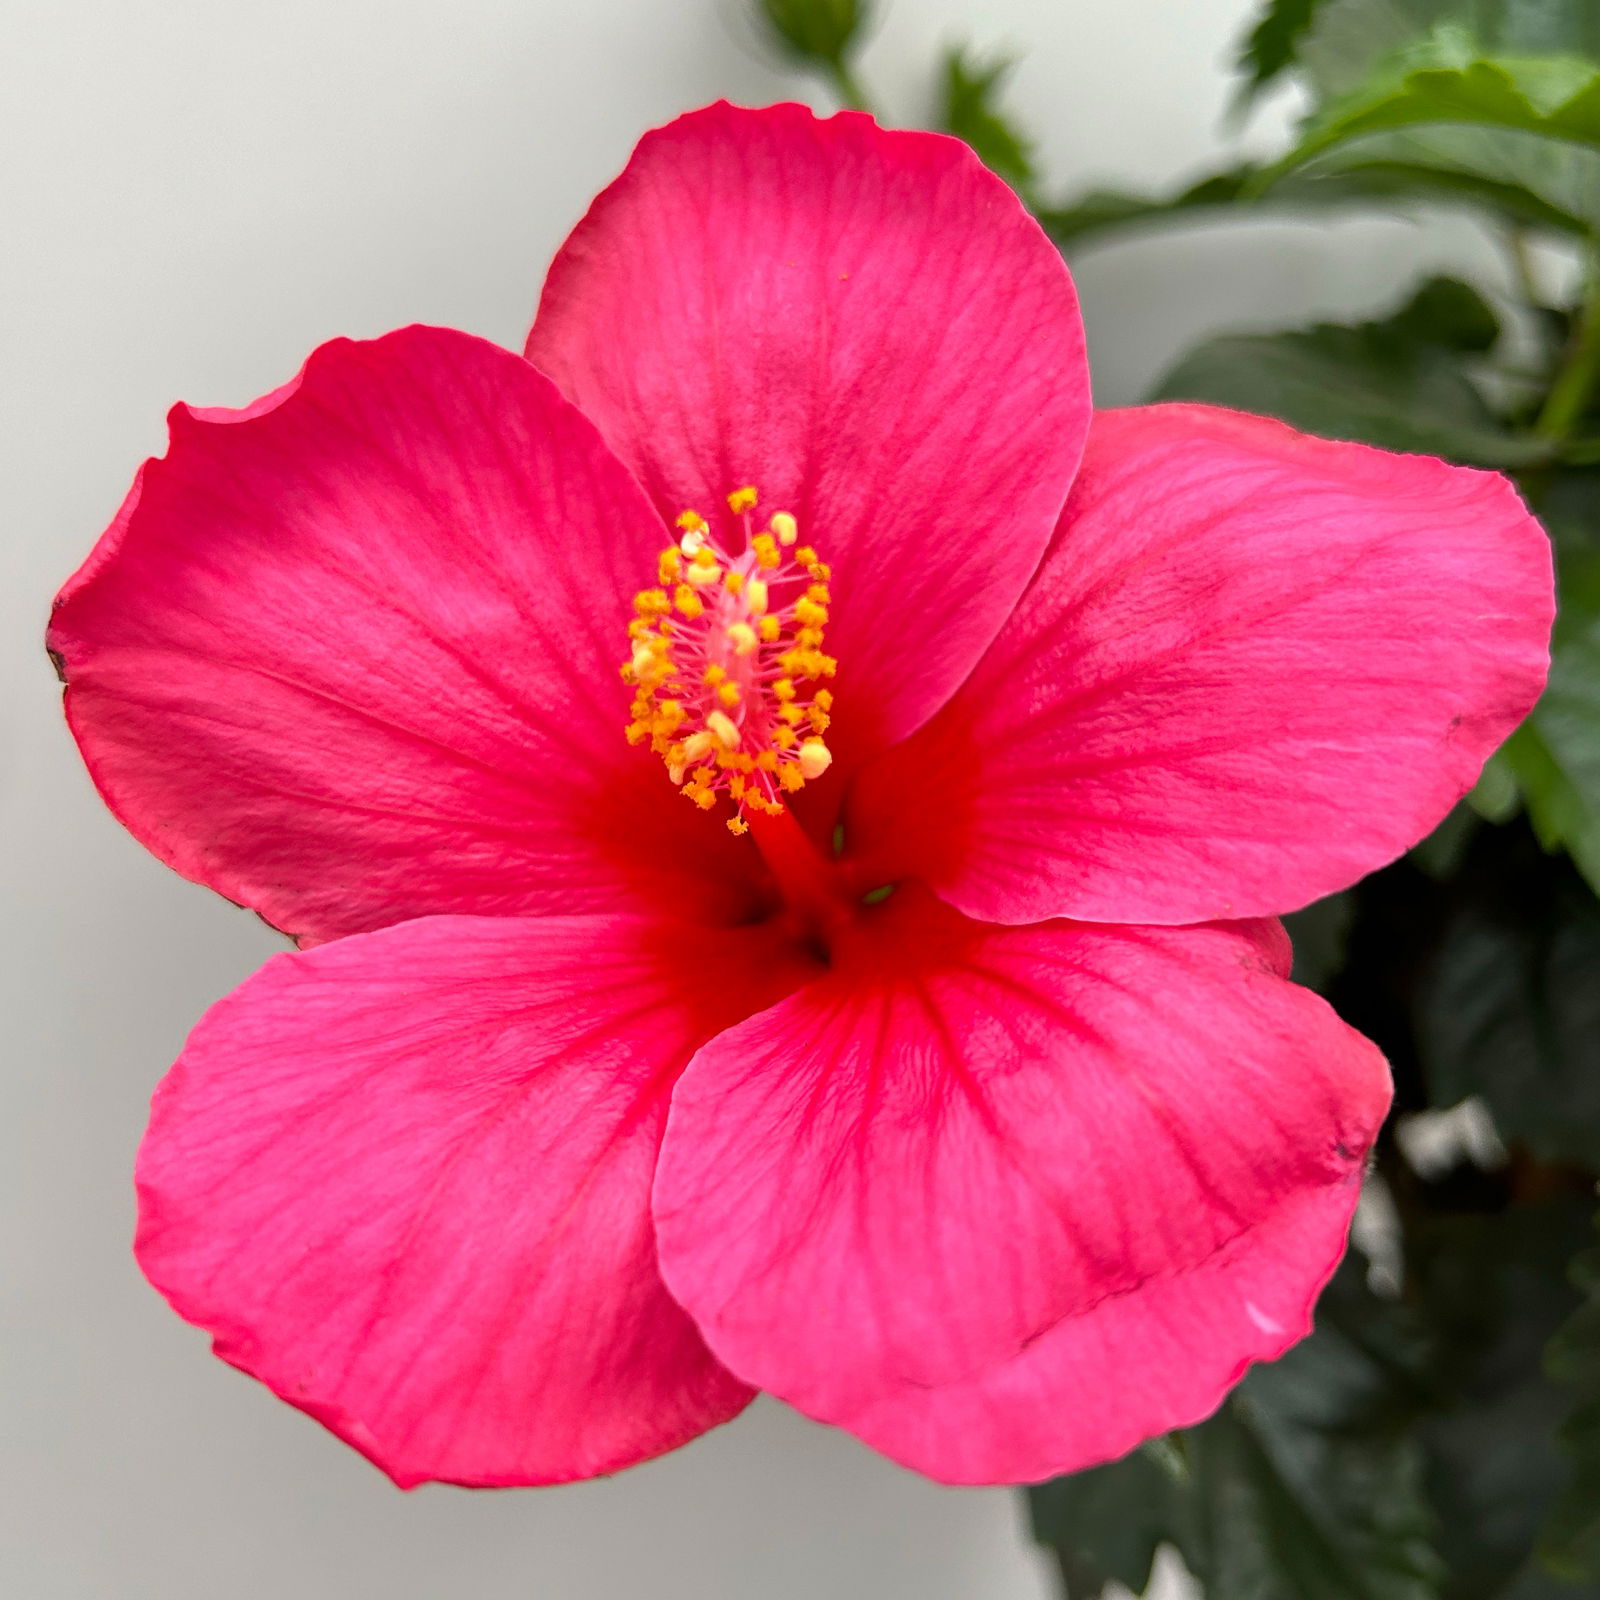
[748,0,1600,1592]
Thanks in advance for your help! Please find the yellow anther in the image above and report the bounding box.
[728,815,749,835]
[625,507,838,820]
[798,739,834,781]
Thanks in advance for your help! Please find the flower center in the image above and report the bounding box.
[622,487,837,835]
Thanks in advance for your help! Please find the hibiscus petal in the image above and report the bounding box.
[50,325,766,945]
[652,889,1387,1472]
[136,913,816,1487]
[847,404,1553,925]
[848,1177,1353,1484]
[525,102,1090,770]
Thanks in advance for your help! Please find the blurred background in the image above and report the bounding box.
[6,2,1594,1597]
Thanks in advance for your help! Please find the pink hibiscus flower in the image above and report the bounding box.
[49,102,1553,1489]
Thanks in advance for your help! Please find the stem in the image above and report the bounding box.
[824,57,871,113]
[1536,256,1600,442]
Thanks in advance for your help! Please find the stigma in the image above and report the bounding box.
[622,487,837,834]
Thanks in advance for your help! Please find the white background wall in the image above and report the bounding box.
[2,2,1496,1596]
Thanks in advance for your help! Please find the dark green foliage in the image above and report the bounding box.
[1509,543,1600,893]
[1283,892,1355,991]
[1409,1200,1598,1599]
[1544,1227,1600,1582]
[1032,1260,1443,1599]
[1154,277,1553,467]
[1020,0,1600,1581]
[1034,824,1600,1597]
[1028,1440,1178,1595]
[1417,827,1600,1167]
[744,0,1600,1592]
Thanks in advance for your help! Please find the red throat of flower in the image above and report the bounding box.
[622,487,837,837]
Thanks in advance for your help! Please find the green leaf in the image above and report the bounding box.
[1029,1259,1443,1599]
[1411,803,1483,881]
[1297,3,1600,105]
[1236,0,1331,102]
[1411,1198,1600,1598]
[1151,277,1554,467]
[1269,48,1600,187]
[1501,539,1600,895]
[1282,123,1600,235]
[1245,3,1600,233]
[1027,1439,1184,1596]
[1541,1220,1600,1581]
[1414,821,1600,1167]
[939,47,1036,194]
[1284,891,1356,990]
[1468,750,1522,825]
